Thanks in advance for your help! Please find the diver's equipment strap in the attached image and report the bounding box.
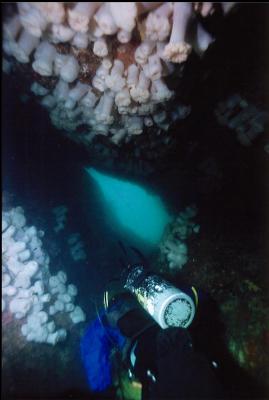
[191,286,199,308]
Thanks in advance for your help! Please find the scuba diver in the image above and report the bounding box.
[80,244,225,399]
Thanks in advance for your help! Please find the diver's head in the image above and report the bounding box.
[104,292,138,329]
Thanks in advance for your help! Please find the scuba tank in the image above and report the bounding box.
[124,264,197,329]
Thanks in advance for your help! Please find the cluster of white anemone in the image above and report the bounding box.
[160,205,200,271]
[2,3,233,147]
[2,206,86,346]
[215,94,268,148]
[51,205,87,262]
[52,205,68,233]
[68,233,87,262]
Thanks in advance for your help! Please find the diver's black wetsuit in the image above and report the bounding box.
[137,327,224,399]
[119,310,224,400]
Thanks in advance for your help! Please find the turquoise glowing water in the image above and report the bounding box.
[85,167,172,245]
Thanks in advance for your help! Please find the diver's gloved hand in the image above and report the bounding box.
[152,327,224,399]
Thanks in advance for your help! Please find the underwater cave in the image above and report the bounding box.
[2,3,269,400]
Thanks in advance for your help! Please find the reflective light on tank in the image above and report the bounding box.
[86,167,172,245]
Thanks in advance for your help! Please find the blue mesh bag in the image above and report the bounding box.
[80,306,126,392]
